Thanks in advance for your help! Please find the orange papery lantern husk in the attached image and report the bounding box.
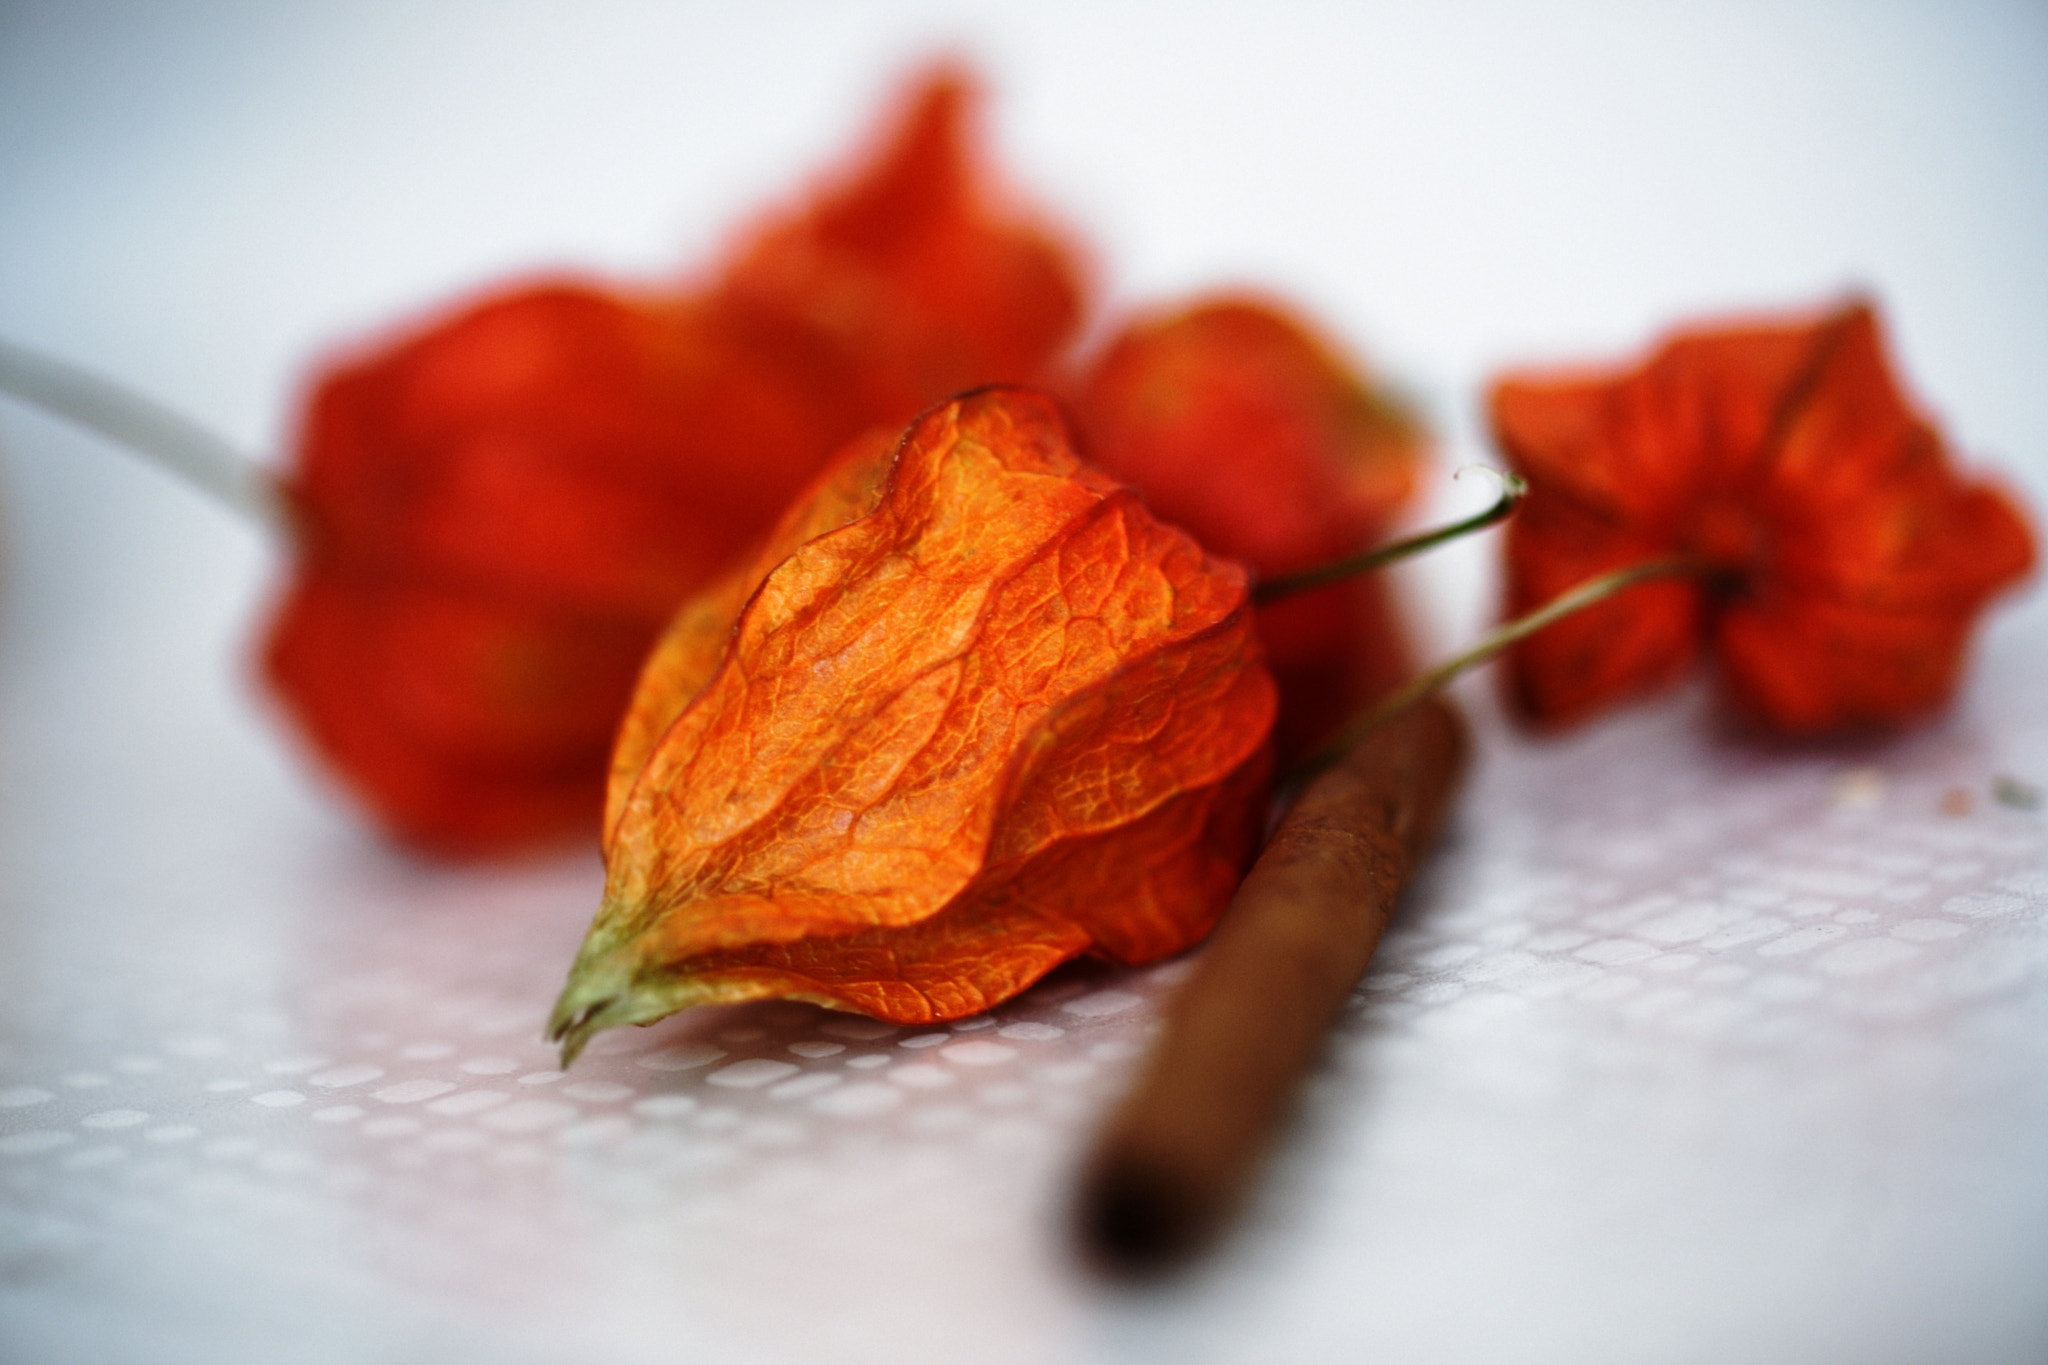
[1492,300,2035,734]
[550,388,1275,1061]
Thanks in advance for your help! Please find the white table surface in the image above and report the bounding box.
[4,5,2046,1363]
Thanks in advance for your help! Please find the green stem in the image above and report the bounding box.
[0,336,287,533]
[1290,556,1703,782]
[1253,469,1527,604]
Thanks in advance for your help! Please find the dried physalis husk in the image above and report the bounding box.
[1492,300,2035,733]
[550,387,1275,1063]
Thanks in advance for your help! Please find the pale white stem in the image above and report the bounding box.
[0,335,287,534]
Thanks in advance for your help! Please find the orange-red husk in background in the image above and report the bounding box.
[262,68,1086,856]
[549,389,1275,1060]
[717,63,1086,415]
[1069,297,1428,760]
[1492,300,2036,734]
[265,286,868,853]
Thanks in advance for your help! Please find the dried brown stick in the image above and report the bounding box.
[1076,695,1469,1274]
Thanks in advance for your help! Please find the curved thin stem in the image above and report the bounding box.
[1290,556,1702,782]
[0,336,287,534]
[1253,468,1527,604]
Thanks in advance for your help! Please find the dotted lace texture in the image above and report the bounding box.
[3,695,2045,1359]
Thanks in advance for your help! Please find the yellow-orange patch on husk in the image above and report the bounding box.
[551,389,1275,1060]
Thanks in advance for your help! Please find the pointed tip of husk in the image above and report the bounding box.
[545,969,617,1071]
[546,912,663,1068]
[545,902,744,1068]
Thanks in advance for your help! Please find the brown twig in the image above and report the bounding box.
[1075,695,1469,1275]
